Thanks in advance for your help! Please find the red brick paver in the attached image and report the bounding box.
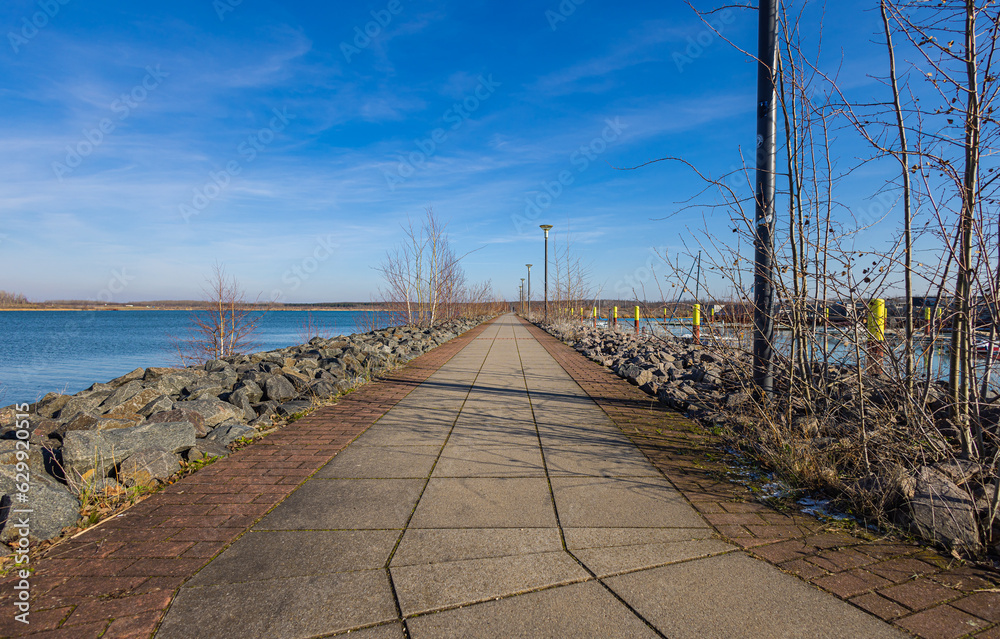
[523,319,1000,639]
[0,319,497,637]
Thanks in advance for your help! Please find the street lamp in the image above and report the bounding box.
[540,225,553,323]
[526,264,532,319]
[520,278,525,315]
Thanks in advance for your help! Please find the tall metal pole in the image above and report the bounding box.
[753,0,778,398]
[540,225,553,323]
[526,264,532,320]
[520,278,525,315]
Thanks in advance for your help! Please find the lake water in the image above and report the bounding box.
[0,310,378,405]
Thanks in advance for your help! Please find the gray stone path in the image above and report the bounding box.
[156,315,904,638]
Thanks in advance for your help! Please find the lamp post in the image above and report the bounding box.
[520,278,525,316]
[526,264,532,320]
[752,0,778,398]
[540,225,553,323]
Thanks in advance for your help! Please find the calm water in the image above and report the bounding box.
[0,310,378,405]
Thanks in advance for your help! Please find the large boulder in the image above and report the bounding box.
[0,475,80,542]
[263,375,297,402]
[234,380,263,403]
[225,388,257,422]
[32,393,71,419]
[56,394,105,420]
[171,399,242,429]
[62,421,196,483]
[102,388,163,420]
[147,408,209,437]
[907,466,982,555]
[137,394,174,417]
[116,447,181,487]
[109,367,145,386]
[97,381,144,411]
[207,421,255,446]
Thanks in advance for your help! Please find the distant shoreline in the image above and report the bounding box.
[0,306,382,312]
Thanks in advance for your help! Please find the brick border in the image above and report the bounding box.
[0,319,498,638]
[523,319,1000,639]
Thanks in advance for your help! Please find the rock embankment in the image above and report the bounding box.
[543,321,1000,558]
[0,318,484,543]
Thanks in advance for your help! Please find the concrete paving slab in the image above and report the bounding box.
[406,581,660,639]
[447,423,541,447]
[157,570,397,639]
[536,424,637,448]
[315,445,441,478]
[330,623,406,638]
[253,479,425,530]
[433,443,546,477]
[544,443,664,477]
[551,476,709,528]
[563,527,715,550]
[391,551,591,616]
[346,422,452,447]
[391,528,562,567]
[409,477,557,528]
[604,553,906,638]
[186,530,399,585]
[574,539,736,577]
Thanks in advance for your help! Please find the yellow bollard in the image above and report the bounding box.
[867,299,886,342]
[613,306,618,329]
[593,306,597,329]
[867,298,886,375]
[692,304,701,344]
[634,306,640,334]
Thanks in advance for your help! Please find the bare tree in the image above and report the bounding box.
[375,208,496,327]
[173,263,268,364]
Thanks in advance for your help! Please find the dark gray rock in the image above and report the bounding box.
[138,394,174,418]
[97,380,143,411]
[207,421,256,446]
[225,388,257,422]
[62,421,196,482]
[116,447,181,487]
[276,400,312,418]
[33,393,71,419]
[308,380,339,398]
[148,409,210,437]
[186,439,231,460]
[109,367,146,386]
[263,375,297,402]
[172,399,242,429]
[235,379,263,403]
[0,475,80,542]
[908,466,982,555]
[204,359,229,373]
[56,394,105,420]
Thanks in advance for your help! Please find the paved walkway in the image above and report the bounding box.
[152,314,901,638]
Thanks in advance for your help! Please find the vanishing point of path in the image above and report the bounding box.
[152,314,901,638]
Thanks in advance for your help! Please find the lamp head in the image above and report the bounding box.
[539,224,553,237]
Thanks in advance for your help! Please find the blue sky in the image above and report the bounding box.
[0,0,901,303]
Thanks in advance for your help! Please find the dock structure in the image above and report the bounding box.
[2,315,987,638]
